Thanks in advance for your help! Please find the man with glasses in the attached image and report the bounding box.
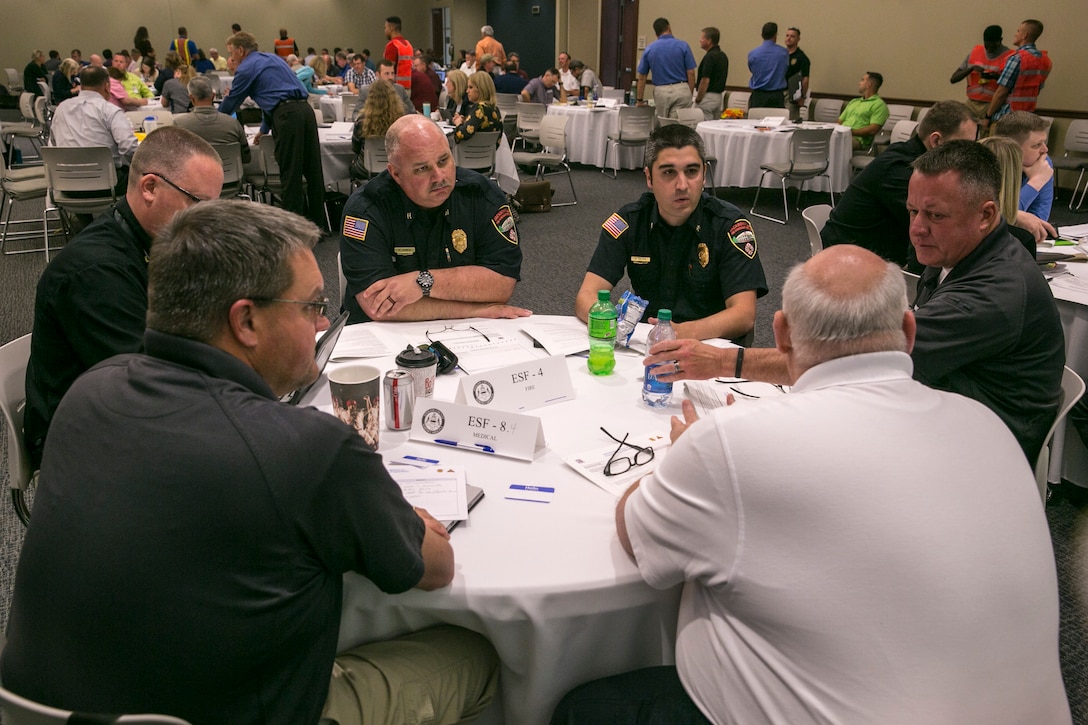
[554,244,1069,723]
[23,127,223,468]
[5,200,499,725]
[575,124,767,343]
[340,115,529,324]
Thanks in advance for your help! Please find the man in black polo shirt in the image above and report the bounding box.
[695,27,728,121]
[575,124,767,343]
[339,115,530,323]
[821,100,977,267]
[784,27,810,121]
[23,127,224,468]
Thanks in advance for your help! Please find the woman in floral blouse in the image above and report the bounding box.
[452,71,503,145]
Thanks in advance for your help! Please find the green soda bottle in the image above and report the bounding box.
[587,290,618,375]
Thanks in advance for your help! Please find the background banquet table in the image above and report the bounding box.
[304,316,684,725]
[545,103,644,170]
[696,119,853,193]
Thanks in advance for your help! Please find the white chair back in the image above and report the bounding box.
[454,131,500,175]
[889,119,918,144]
[801,204,832,258]
[811,98,843,123]
[1035,367,1086,503]
[726,91,750,113]
[747,107,789,120]
[0,334,33,525]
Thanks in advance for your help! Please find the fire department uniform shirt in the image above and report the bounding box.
[587,192,767,325]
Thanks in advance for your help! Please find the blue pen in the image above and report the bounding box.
[434,439,496,454]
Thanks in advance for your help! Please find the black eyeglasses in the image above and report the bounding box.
[251,296,330,318]
[149,172,207,204]
[601,427,655,477]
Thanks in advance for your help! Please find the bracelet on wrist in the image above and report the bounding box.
[734,347,745,378]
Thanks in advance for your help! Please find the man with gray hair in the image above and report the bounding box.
[475,24,506,66]
[649,140,1064,464]
[554,244,1069,723]
[5,200,500,724]
[23,126,224,467]
[173,75,251,163]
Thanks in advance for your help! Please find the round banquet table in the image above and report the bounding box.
[696,119,853,193]
[303,316,683,725]
[545,103,645,170]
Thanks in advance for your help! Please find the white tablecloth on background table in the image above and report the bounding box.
[301,316,683,725]
[545,104,644,170]
[696,119,852,193]
[320,95,345,122]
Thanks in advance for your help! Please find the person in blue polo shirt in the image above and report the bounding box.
[747,22,789,108]
[635,18,696,119]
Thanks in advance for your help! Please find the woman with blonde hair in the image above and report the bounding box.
[444,69,470,117]
[351,80,406,181]
[453,70,502,145]
[979,135,1036,254]
[161,64,196,113]
[51,58,81,103]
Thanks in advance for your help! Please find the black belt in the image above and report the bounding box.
[272,97,308,114]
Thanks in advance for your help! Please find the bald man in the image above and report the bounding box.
[339,116,530,323]
[554,244,1069,724]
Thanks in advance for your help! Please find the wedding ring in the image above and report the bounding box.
[673,362,682,374]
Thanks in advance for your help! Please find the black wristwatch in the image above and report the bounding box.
[416,269,434,297]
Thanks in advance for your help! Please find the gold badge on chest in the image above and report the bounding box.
[451,229,468,254]
[697,243,710,268]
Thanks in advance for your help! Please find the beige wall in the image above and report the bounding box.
[446,0,487,60]
[0,0,431,75]
[634,1,1084,112]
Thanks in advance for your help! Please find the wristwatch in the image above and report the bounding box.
[416,269,434,297]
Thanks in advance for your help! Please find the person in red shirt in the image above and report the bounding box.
[383,16,414,91]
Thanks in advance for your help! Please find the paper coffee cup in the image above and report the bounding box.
[328,365,381,450]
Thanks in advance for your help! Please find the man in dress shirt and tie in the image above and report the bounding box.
[645,141,1064,465]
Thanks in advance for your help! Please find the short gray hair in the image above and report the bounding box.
[129,126,218,190]
[147,200,321,342]
[481,25,494,36]
[187,75,214,101]
[782,256,908,369]
[912,140,1000,208]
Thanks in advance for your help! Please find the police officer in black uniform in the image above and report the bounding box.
[339,115,530,324]
[576,125,767,343]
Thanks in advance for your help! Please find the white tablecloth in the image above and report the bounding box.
[696,119,853,193]
[304,316,682,725]
[1037,251,1088,486]
[545,104,644,170]
[320,95,345,122]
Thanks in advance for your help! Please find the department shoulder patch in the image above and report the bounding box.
[491,205,518,245]
[343,216,369,241]
[728,219,758,259]
[603,213,629,239]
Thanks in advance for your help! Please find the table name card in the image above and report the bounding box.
[410,398,545,461]
[455,355,574,412]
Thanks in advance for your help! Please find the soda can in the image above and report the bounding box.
[384,369,415,431]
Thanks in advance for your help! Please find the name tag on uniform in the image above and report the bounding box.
[455,355,574,412]
[630,256,651,264]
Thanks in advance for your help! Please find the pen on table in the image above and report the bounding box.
[435,439,496,454]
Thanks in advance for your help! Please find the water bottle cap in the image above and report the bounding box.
[597,289,610,301]
[658,309,672,321]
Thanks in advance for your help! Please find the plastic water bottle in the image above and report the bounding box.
[629,80,638,106]
[587,290,617,376]
[643,310,676,407]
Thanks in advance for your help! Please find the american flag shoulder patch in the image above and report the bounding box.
[343,216,369,241]
[602,213,629,239]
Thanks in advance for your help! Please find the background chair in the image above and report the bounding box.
[0,334,33,526]
[40,146,118,239]
[3,69,22,94]
[811,98,843,123]
[747,107,790,120]
[210,143,251,200]
[340,94,361,122]
[1036,367,1086,503]
[801,204,832,258]
[725,91,750,115]
[512,114,577,206]
[602,105,654,179]
[901,270,921,307]
[360,135,389,184]
[254,136,285,203]
[453,131,500,177]
[750,127,834,224]
[512,101,546,150]
[1051,119,1088,212]
[0,685,194,725]
[0,159,56,259]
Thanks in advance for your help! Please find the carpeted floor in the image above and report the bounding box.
[1,142,1086,720]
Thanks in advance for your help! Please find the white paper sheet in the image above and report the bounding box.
[387,466,469,521]
[562,430,671,498]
